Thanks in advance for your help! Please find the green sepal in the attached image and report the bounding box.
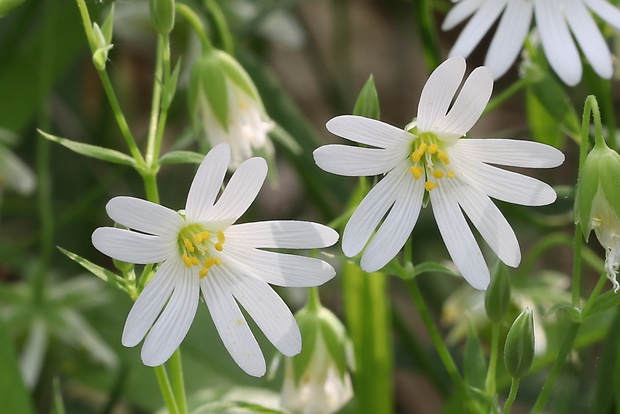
[353,75,380,120]
[217,50,262,105]
[0,0,24,18]
[162,58,181,111]
[159,150,205,165]
[291,307,319,384]
[39,130,137,166]
[464,317,487,391]
[101,3,115,45]
[504,308,535,378]
[575,139,620,240]
[189,51,229,129]
[149,0,175,35]
[57,247,126,292]
[485,262,511,323]
[318,307,348,379]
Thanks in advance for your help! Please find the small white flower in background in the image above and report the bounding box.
[92,144,339,376]
[189,49,275,170]
[442,0,620,86]
[314,56,564,290]
[280,298,353,414]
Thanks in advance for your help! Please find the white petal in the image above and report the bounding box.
[92,227,172,264]
[313,145,404,177]
[360,168,425,272]
[448,179,520,267]
[430,187,490,290]
[121,259,178,347]
[185,143,229,222]
[106,196,184,237]
[450,153,557,206]
[565,0,612,79]
[535,0,582,85]
[485,0,533,79]
[226,221,339,249]
[342,163,407,257]
[201,273,266,376]
[442,0,486,30]
[435,66,493,141]
[585,0,620,30]
[453,138,565,168]
[417,56,466,133]
[447,0,509,59]
[223,269,301,357]
[141,265,199,367]
[325,115,413,149]
[204,157,267,223]
[220,244,336,287]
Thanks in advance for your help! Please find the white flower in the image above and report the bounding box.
[442,0,620,85]
[313,56,564,290]
[92,144,339,376]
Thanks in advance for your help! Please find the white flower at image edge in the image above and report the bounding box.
[442,0,620,85]
[92,144,339,376]
[314,56,564,290]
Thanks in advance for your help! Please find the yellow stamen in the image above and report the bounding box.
[189,256,200,266]
[204,257,220,268]
[183,238,195,253]
[438,150,450,165]
[217,230,226,244]
[410,166,424,179]
[181,253,193,268]
[199,268,209,278]
[411,143,428,162]
[425,181,438,191]
[433,170,444,179]
[447,170,455,178]
[428,144,439,154]
[194,231,210,244]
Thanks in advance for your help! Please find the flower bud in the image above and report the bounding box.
[485,263,511,323]
[149,0,175,35]
[353,75,380,120]
[575,138,620,292]
[280,301,353,414]
[504,308,535,378]
[189,49,275,170]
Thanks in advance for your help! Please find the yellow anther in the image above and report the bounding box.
[410,166,424,179]
[189,256,200,266]
[438,150,450,165]
[428,144,439,154]
[183,239,195,253]
[181,253,193,268]
[194,231,210,244]
[425,181,438,191]
[204,257,219,268]
[215,243,224,252]
[217,230,226,244]
[447,170,455,178]
[411,143,428,163]
[433,170,444,179]
[199,268,209,278]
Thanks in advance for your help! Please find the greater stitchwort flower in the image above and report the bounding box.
[442,0,620,85]
[92,144,339,376]
[314,56,564,290]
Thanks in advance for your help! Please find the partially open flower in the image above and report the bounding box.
[575,138,620,292]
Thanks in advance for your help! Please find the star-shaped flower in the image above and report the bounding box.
[442,0,620,85]
[92,144,339,376]
[313,56,564,290]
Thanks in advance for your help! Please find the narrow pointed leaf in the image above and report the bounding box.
[39,130,136,166]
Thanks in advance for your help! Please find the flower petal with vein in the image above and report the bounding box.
[92,144,339,376]
[442,0,620,85]
[313,56,564,290]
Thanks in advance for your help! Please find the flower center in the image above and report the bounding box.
[408,131,455,191]
[177,223,225,278]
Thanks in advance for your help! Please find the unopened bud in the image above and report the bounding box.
[150,0,175,35]
[504,308,535,378]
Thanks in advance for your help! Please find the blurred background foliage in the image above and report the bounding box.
[0,0,619,413]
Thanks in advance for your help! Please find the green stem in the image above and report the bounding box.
[531,322,580,414]
[142,172,160,204]
[154,365,180,414]
[169,350,188,414]
[405,278,466,393]
[483,78,527,116]
[503,377,520,414]
[75,0,145,166]
[307,286,321,312]
[411,0,441,72]
[582,272,609,318]
[485,323,500,396]
[176,3,212,51]
[203,0,234,54]
[145,35,165,166]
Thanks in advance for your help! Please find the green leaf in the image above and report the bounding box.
[101,2,114,44]
[410,261,459,279]
[353,75,380,120]
[57,247,126,291]
[587,290,620,319]
[269,124,302,156]
[159,150,205,165]
[162,58,182,110]
[545,302,582,322]
[39,130,137,166]
[0,319,35,414]
[526,88,564,149]
[464,317,487,390]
